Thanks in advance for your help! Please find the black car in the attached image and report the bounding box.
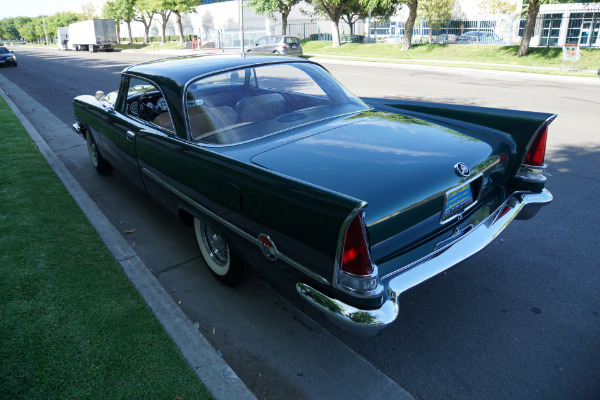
[0,46,17,67]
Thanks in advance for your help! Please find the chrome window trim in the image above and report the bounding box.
[141,167,329,286]
[181,61,369,147]
[122,74,177,135]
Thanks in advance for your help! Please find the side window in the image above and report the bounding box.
[268,36,280,44]
[256,38,267,46]
[125,77,174,133]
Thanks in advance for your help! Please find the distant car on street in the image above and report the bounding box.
[456,31,505,45]
[0,46,17,67]
[246,36,303,56]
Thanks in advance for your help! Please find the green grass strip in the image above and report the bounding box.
[0,95,212,399]
[303,41,600,75]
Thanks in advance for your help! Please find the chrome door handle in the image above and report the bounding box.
[126,131,136,141]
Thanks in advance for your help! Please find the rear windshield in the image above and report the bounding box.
[284,37,300,44]
[184,62,367,146]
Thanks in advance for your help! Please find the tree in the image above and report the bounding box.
[246,0,301,35]
[478,0,517,15]
[516,0,594,56]
[418,0,454,42]
[162,0,200,44]
[0,18,20,40]
[47,12,79,39]
[400,0,417,50]
[154,7,172,43]
[516,0,540,56]
[306,0,350,47]
[134,0,159,43]
[341,0,400,38]
[103,0,136,43]
[79,3,100,20]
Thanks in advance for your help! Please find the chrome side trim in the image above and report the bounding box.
[297,189,552,334]
[141,167,330,285]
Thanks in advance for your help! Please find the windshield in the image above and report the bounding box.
[184,62,368,145]
[0,47,10,53]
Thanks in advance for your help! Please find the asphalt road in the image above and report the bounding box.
[1,47,599,400]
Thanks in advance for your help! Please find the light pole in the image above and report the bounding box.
[41,13,49,46]
[34,7,49,46]
[239,0,245,55]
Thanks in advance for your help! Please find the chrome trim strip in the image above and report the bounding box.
[297,189,552,334]
[141,167,330,285]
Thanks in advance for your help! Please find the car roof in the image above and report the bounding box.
[124,54,310,87]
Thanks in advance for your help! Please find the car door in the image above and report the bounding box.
[99,76,171,191]
[251,37,267,52]
[266,36,280,53]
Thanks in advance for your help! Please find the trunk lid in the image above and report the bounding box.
[251,112,510,260]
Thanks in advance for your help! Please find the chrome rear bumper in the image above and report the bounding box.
[297,189,552,336]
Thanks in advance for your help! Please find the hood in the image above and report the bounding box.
[251,112,505,251]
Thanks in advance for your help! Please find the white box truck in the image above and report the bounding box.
[67,19,118,52]
[57,27,69,50]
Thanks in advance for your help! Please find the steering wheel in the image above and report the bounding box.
[138,90,159,120]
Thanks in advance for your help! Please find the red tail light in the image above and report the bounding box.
[282,45,288,49]
[523,125,548,167]
[340,213,373,276]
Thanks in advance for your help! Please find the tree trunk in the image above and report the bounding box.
[174,11,184,44]
[517,0,540,57]
[402,0,418,51]
[127,20,133,43]
[281,8,290,35]
[144,23,150,44]
[331,19,341,47]
[116,21,121,44]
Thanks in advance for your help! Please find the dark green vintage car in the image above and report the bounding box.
[73,55,555,336]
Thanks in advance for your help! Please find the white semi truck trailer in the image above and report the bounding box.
[65,19,118,52]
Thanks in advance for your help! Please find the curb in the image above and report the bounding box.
[0,85,256,400]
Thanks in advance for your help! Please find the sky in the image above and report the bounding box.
[0,0,107,19]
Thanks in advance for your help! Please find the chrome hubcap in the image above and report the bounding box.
[202,223,229,267]
[88,137,98,166]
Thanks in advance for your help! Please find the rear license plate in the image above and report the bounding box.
[442,182,474,220]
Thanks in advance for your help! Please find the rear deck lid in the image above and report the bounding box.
[251,112,505,253]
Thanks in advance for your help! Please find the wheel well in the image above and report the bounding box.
[178,208,194,227]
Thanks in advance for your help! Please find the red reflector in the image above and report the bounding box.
[524,125,548,167]
[341,213,373,276]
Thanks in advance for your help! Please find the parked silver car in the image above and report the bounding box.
[246,36,303,56]
[455,31,505,45]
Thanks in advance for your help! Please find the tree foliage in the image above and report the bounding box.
[104,0,136,43]
[306,0,350,47]
[78,3,101,20]
[418,0,455,40]
[246,0,301,35]
[133,0,159,43]
[161,0,200,44]
[341,0,401,37]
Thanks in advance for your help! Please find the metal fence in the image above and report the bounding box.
[285,10,600,47]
